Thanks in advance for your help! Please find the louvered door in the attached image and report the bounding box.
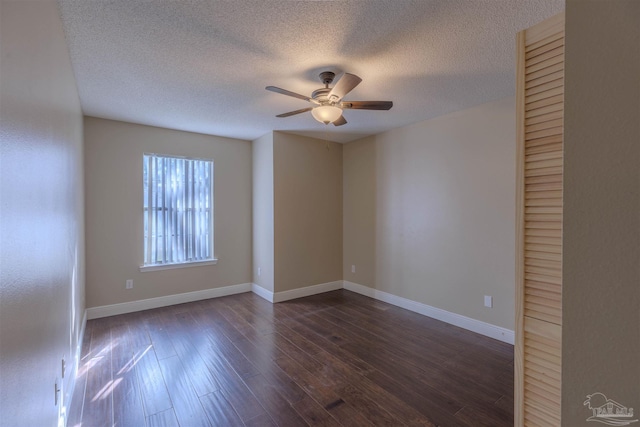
[515,12,564,427]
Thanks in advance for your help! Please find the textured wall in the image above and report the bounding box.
[562,1,640,423]
[273,132,343,292]
[0,1,85,425]
[343,98,516,330]
[252,133,275,292]
[84,117,251,308]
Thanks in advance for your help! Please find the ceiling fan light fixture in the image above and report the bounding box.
[267,71,392,125]
[311,105,342,125]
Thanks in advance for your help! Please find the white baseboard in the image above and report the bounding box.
[251,283,274,302]
[251,281,343,303]
[84,279,513,344]
[343,281,514,344]
[86,283,252,319]
[271,280,344,303]
[77,310,87,365]
[86,279,343,319]
[63,309,88,427]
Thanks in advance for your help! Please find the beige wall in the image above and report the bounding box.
[252,133,274,291]
[562,1,640,423]
[343,98,516,330]
[343,136,378,288]
[0,1,85,425]
[273,132,343,292]
[84,117,251,307]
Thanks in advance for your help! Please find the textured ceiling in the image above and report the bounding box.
[57,0,563,143]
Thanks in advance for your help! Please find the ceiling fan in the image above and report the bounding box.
[266,71,393,126]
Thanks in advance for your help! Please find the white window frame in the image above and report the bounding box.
[140,153,216,272]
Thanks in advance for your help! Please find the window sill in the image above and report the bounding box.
[139,259,218,272]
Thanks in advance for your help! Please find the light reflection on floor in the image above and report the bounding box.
[71,329,157,425]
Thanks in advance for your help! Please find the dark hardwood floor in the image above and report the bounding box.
[67,290,514,427]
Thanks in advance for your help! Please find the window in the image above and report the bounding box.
[141,153,215,271]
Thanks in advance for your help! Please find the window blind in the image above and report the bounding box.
[143,154,213,266]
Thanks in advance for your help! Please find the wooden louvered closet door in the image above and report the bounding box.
[515,11,564,427]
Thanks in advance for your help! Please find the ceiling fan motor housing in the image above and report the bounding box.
[311,87,332,104]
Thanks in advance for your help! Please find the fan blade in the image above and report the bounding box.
[341,101,393,110]
[328,73,362,102]
[333,115,347,126]
[276,107,313,118]
[266,86,316,103]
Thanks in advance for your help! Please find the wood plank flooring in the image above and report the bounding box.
[67,290,514,427]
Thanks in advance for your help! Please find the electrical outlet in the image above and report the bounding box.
[258,267,261,276]
[125,279,133,289]
[351,265,356,273]
[484,295,493,308]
